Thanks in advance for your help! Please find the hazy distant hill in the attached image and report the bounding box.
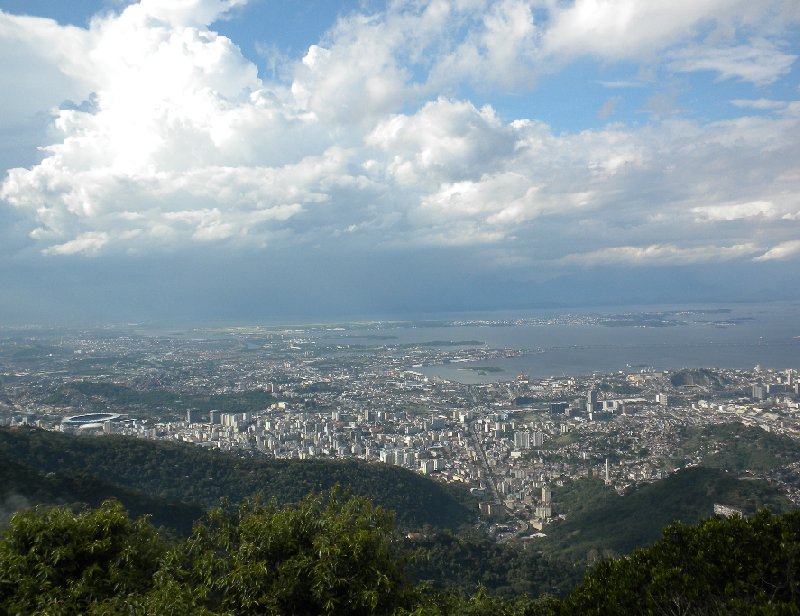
[543,466,794,562]
[41,380,276,418]
[0,427,476,531]
[669,368,729,388]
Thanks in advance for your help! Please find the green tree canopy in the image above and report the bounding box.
[2,495,798,615]
[0,500,165,614]
[0,490,416,615]
[167,488,416,615]
[560,509,800,615]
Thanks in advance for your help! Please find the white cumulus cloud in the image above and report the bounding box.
[0,0,338,254]
[366,98,515,186]
[691,201,779,222]
[44,231,111,256]
[754,240,800,261]
[670,40,796,85]
[0,0,799,269]
[731,98,789,110]
[560,243,759,267]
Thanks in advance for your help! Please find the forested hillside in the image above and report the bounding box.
[0,427,475,530]
[0,454,202,535]
[674,421,800,472]
[1,494,798,615]
[2,424,798,610]
[544,467,794,561]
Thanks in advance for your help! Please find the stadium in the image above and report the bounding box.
[61,412,121,432]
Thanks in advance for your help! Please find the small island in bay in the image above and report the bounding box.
[458,365,505,373]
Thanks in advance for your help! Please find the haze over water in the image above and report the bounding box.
[378,303,800,383]
[1,1,799,325]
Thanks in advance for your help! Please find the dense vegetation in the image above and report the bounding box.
[0,455,202,535]
[0,492,414,615]
[560,509,800,614]
[41,381,276,416]
[1,495,798,615]
[0,428,583,599]
[674,421,800,473]
[410,529,582,598]
[669,368,729,388]
[0,427,476,531]
[543,467,793,561]
[2,424,798,612]
[596,380,642,395]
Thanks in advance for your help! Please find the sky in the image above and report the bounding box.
[0,0,799,324]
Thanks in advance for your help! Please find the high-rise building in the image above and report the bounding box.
[587,389,598,413]
[514,431,531,449]
[542,485,552,505]
[186,409,201,424]
[479,502,503,517]
[420,459,435,475]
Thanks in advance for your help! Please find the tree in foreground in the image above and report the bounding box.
[167,487,416,615]
[560,508,800,615]
[0,500,165,614]
[2,495,798,615]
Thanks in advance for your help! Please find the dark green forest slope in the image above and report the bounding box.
[42,380,277,418]
[0,456,203,535]
[0,428,579,600]
[674,421,800,472]
[1,495,798,615]
[1,424,797,609]
[0,427,475,530]
[544,467,794,561]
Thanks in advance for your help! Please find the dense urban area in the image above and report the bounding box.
[2,313,799,540]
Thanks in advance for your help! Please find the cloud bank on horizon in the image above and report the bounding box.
[0,0,799,292]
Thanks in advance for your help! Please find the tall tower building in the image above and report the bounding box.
[587,389,598,413]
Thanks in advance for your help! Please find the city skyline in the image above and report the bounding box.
[1,0,799,324]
